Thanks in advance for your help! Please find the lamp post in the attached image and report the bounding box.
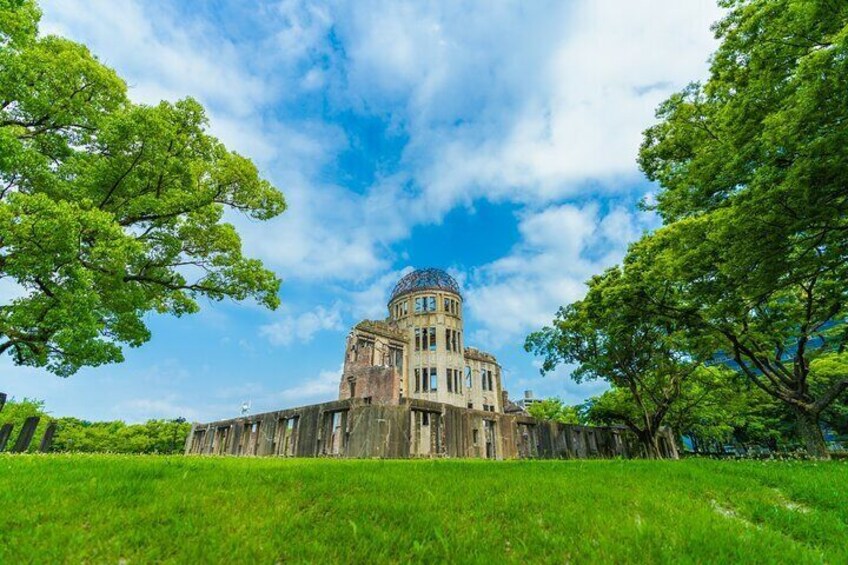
[172,417,186,453]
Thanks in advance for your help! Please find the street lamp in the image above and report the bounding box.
[171,417,186,453]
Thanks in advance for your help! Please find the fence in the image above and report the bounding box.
[0,392,56,453]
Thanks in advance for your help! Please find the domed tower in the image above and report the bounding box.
[388,269,464,404]
[388,268,501,411]
[340,267,502,413]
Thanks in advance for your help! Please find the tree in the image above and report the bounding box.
[623,206,846,457]
[663,371,787,454]
[50,416,191,454]
[526,397,582,425]
[0,0,285,376]
[637,0,848,457]
[526,267,707,458]
[813,352,848,443]
[728,390,794,452]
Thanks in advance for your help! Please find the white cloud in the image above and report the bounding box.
[0,278,28,302]
[270,364,342,405]
[217,365,342,416]
[196,365,343,417]
[257,267,417,345]
[38,0,385,283]
[343,266,414,320]
[38,0,723,286]
[243,0,721,285]
[330,0,722,213]
[238,179,392,281]
[25,0,728,420]
[40,0,267,117]
[115,395,202,421]
[260,304,344,346]
[505,361,610,406]
[465,204,653,349]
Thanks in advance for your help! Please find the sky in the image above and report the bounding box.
[0,0,724,423]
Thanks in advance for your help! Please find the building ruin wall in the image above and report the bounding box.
[185,397,679,460]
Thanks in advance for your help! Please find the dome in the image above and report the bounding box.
[389,268,462,302]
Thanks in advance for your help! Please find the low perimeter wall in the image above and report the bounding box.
[185,398,678,460]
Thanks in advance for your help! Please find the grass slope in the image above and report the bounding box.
[1,456,846,563]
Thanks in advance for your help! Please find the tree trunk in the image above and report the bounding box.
[638,430,663,459]
[793,407,829,459]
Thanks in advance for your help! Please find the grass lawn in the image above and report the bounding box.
[1,456,846,563]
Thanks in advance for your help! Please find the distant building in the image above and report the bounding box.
[515,390,543,411]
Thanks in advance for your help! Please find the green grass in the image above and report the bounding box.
[1,456,846,563]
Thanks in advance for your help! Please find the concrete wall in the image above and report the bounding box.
[185,398,678,460]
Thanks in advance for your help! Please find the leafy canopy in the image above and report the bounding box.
[526,266,708,456]
[0,1,285,376]
[635,0,848,456]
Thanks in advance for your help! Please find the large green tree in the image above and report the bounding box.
[0,1,285,375]
[623,222,846,457]
[526,267,707,458]
[637,0,848,457]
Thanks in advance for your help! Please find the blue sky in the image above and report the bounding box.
[0,0,723,422]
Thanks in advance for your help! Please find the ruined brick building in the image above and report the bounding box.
[185,268,678,459]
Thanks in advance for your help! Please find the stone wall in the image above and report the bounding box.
[339,322,406,404]
[185,398,678,460]
[338,366,401,405]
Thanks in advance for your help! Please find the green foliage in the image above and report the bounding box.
[579,366,753,452]
[633,0,848,456]
[1,397,189,453]
[526,398,582,425]
[529,0,848,458]
[526,267,708,456]
[51,418,191,454]
[640,0,848,226]
[664,373,791,452]
[0,1,285,376]
[1,457,847,563]
[815,352,848,440]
